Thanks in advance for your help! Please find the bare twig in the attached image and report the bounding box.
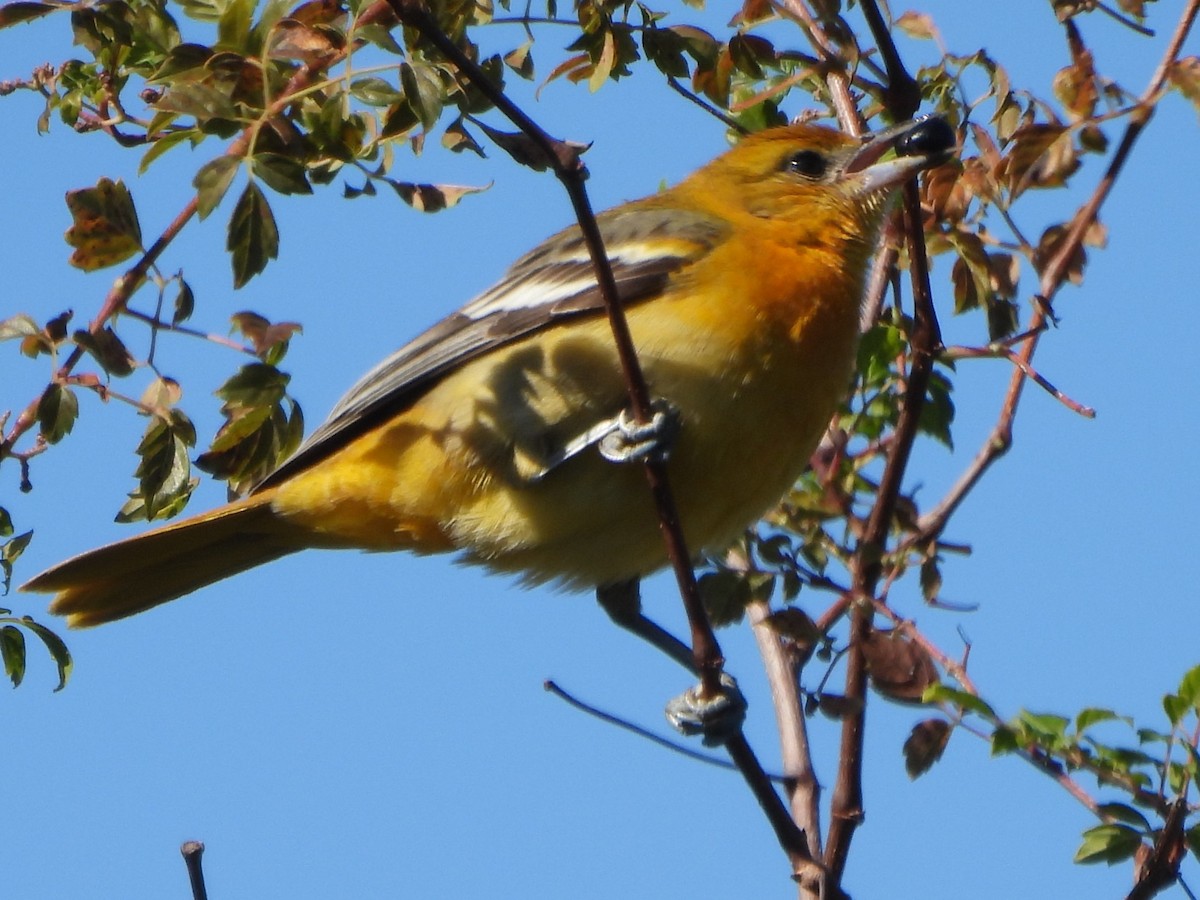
[180,841,208,900]
[748,601,824,863]
[543,680,782,779]
[941,343,1095,418]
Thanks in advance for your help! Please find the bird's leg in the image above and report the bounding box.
[596,579,696,672]
[596,398,680,464]
[520,398,681,484]
[596,579,747,746]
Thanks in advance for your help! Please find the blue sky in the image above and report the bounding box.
[3,2,1198,897]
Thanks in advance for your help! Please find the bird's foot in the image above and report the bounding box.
[597,398,680,465]
[665,673,747,747]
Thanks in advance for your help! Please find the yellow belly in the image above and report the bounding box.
[269,238,862,588]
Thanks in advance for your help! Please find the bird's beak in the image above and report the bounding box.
[845,116,956,194]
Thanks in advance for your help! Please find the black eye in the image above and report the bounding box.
[785,149,827,179]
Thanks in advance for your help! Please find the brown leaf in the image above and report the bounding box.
[816,693,862,720]
[389,181,490,213]
[903,719,952,778]
[863,628,939,703]
[1053,24,1098,122]
[895,11,939,41]
[73,327,135,376]
[230,311,301,360]
[1168,57,1200,118]
[64,178,143,271]
[267,18,338,61]
[999,124,1079,197]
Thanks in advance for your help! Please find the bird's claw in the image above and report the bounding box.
[597,398,680,464]
[665,673,746,746]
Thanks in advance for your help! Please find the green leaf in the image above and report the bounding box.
[173,279,195,324]
[919,554,942,603]
[148,41,213,81]
[0,530,33,593]
[695,570,751,628]
[216,0,254,50]
[195,363,299,494]
[117,410,198,522]
[399,61,444,130]
[252,153,312,196]
[139,128,201,174]
[1095,803,1151,831]
[0,2,55,29]
[194,155,239,220]
[1017,710,1070,741]
[1186,822,1200,862]
[36,384,78,444]
[918,370,956,449]
[1163,692,1189,727]
[0,625,25,688]
[1075,707,1125,733]
[17,616,72,691]
[349,76,401,107]
[991,724,1020,755]
[227,181,279,288]
[922,683,997,719]
[64,178,143,271]
[0,507,12,538]
[1074,823,1142,865]
[1177,663,1200,710]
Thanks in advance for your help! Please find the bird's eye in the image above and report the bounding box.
[784,149,827,179]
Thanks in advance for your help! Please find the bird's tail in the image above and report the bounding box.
[21,490,304,628]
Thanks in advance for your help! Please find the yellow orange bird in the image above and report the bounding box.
[24,117,954,628]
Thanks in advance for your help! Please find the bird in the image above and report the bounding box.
[23,116,955,629]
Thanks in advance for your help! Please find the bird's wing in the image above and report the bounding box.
[254,205,729,490]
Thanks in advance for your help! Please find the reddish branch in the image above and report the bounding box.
[382,0,816,873]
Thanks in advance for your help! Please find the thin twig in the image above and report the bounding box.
[941,343,1095,418]
[666,76,747,134]
[381,0,726,701]
[747,601,824,863]
[544,680,784,780]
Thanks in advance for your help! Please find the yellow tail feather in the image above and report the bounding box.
[22,491,304,628]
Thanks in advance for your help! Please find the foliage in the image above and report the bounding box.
[0,0,1198,896]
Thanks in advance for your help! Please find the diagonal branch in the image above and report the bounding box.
[381,0,726,700]
[915,0,1200,543]
[381,0,815,873]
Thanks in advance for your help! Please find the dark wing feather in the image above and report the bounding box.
[254,206,728,490]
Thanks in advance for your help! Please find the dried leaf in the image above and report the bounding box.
[73,327,135,376]
[388,180,489,213]
[903,719,951,778]
[895,11,939,41]
[1168,57,1200,118]
[64,178,143,271]
[230,311,302,362]
[864,628,939,703]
